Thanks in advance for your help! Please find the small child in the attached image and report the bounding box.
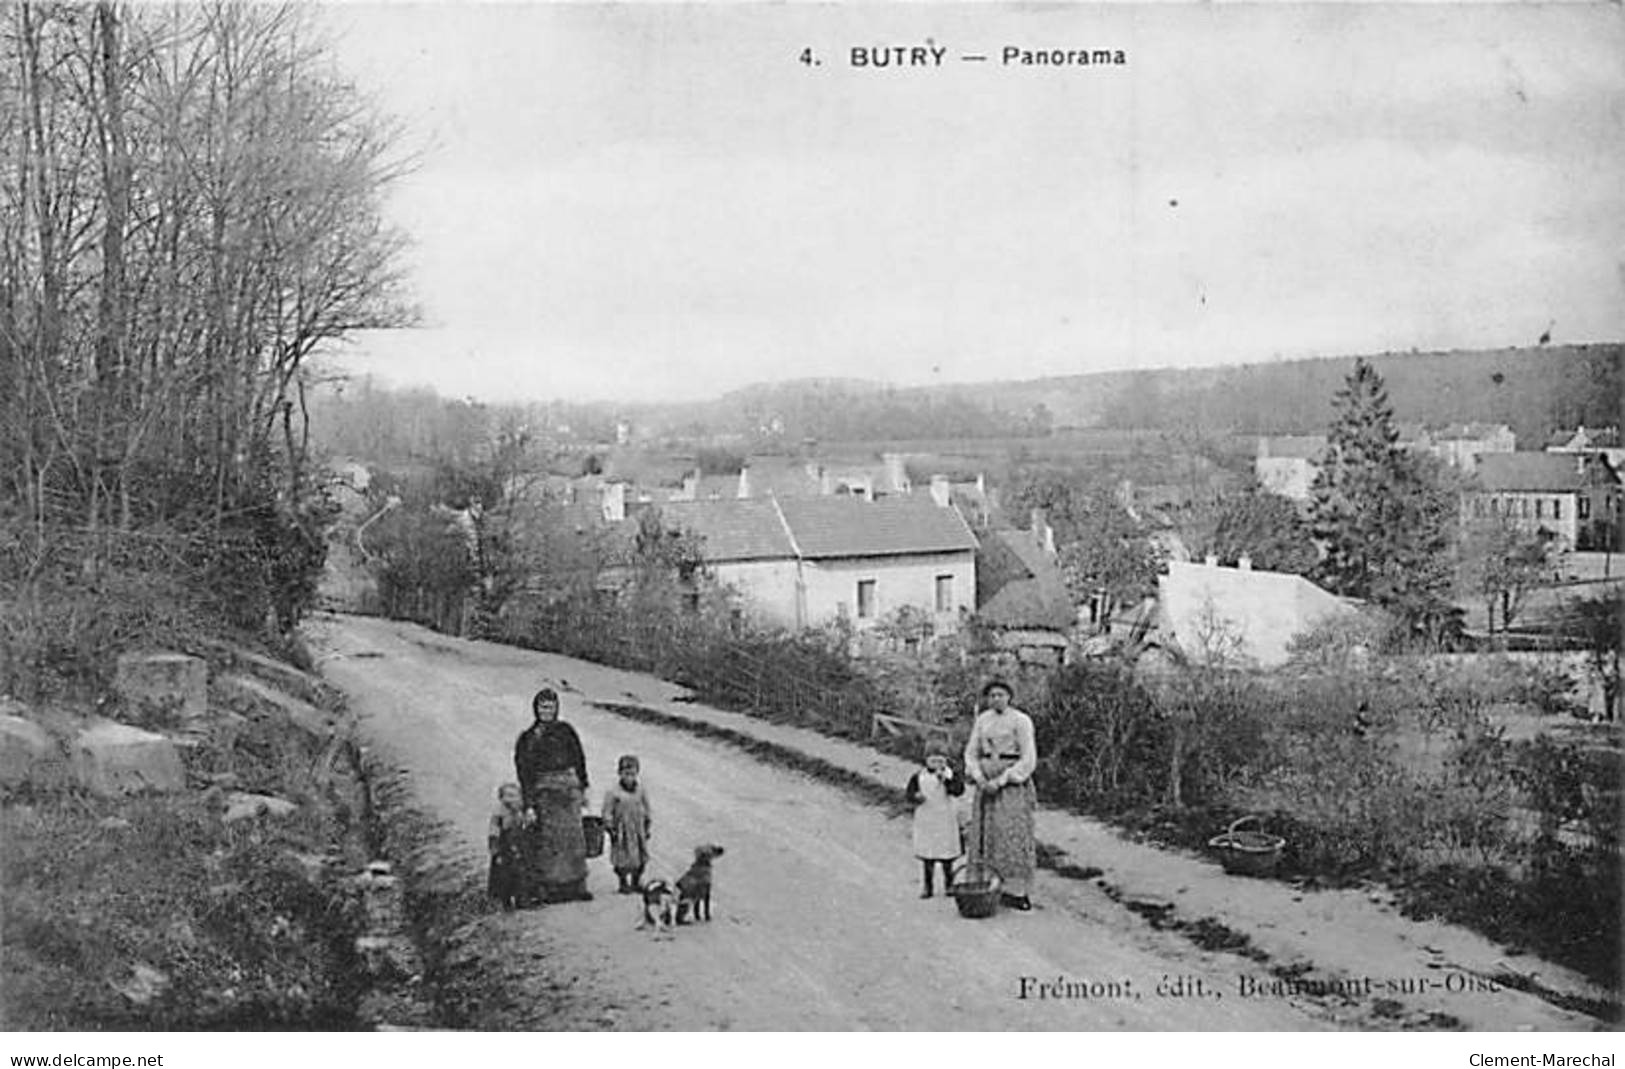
[905,741,965,898]
[487,782,529,910]
[601,754,652,894]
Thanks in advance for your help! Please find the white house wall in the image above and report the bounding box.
[710,559,803,629]
[800,552,975,632]
[1255,458,1317,503]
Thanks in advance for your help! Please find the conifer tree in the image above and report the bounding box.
[1309,359,1461,644]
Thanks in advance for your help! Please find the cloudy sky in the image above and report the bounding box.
[320,3,1624,405]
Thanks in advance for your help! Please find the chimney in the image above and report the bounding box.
[976,472,986,496]
[737,465,751,499]
[883,452,909,493]
[930,475,952,508]
[1204,554,1219,567]
[1237,555,1253,571]
[600,481,626,524]
[1030,508,1055,555]
[681,469,699,500]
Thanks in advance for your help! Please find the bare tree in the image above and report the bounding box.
[2,0,415,641]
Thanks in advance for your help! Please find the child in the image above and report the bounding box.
[487,782,529,910]
[601,754,652,894]
[905,741,965,898]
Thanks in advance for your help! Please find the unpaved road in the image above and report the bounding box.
[313,614,1431,1030]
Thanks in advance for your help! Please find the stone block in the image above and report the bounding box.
[71,720,186,796]
[214,673,333,740]
[0,714,67,792]
[222,792,299,823]
[115,652,206,726]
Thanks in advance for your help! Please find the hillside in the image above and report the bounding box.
[626,343,1620,447]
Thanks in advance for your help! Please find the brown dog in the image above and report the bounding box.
[675,844,724,924]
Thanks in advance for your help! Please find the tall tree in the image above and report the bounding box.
[1567,591,1621,721]
[2,1,416,639]
[1308,359,1461,644]
[1457,515,1560,635]
[1009,469,1161,617]
[1183,486,1317,574]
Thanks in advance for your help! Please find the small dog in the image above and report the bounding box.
[675,844,725,924]
[637,878,677,934]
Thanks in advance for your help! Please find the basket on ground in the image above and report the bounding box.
[1207,816,1284,877]
[949,863,1003,919]
[581,814,605,858]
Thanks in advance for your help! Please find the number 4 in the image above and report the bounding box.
[799,48,816,67]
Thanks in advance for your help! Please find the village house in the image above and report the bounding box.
[974,513,1074,666]
[945,473,999,529]
[1254,435,1327,504]
[1464,452,1622,551]
[1143,557,1359,669]
[654,494,978,633]
[664,452,914,504]
[1546,425,1625,470]
[1426,422,1516,473]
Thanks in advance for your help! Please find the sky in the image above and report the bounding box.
[318,3,1625,405]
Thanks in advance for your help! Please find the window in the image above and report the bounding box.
[1579,496,1591,520]
[1553,498,1563,520]
[856,579,877,620]
[935,575,953,613]
[1535,499,1545,520]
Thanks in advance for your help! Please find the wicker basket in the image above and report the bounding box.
[950,862,1003,919]
[1207,816,1285,877]
[581,814,605,859]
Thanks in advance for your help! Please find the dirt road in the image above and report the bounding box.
[311,614,1354,1030]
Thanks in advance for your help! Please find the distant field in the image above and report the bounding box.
[818,430,1254,479]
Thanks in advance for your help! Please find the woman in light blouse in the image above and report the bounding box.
[963,679,1038,910]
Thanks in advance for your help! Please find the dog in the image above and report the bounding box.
[637,878,677,934]
[675,844,725,924]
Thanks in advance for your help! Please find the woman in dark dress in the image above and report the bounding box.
[514,687,592,903]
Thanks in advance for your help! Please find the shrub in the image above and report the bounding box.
[1035,661,1166,811]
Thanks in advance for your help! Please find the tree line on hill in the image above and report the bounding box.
[1086,344,1620,443]
[307,342,1617,457]
[583,344,1615,445]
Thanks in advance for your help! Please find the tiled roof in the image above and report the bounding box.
[774,496,978,559]
[655,500,795,562]
[1257,435,1327,460]
[1433,422,1510,440]
[691,473,741,500]
[1474,452,1617,492]
[740,458,822,499]
[1545,426,1620,449]
[977,529,1074,630]
[1157,560,1355,669]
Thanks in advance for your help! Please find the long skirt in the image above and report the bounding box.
[525,771,588,900]
[488,825,530,906]
[968,780,1036,897]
